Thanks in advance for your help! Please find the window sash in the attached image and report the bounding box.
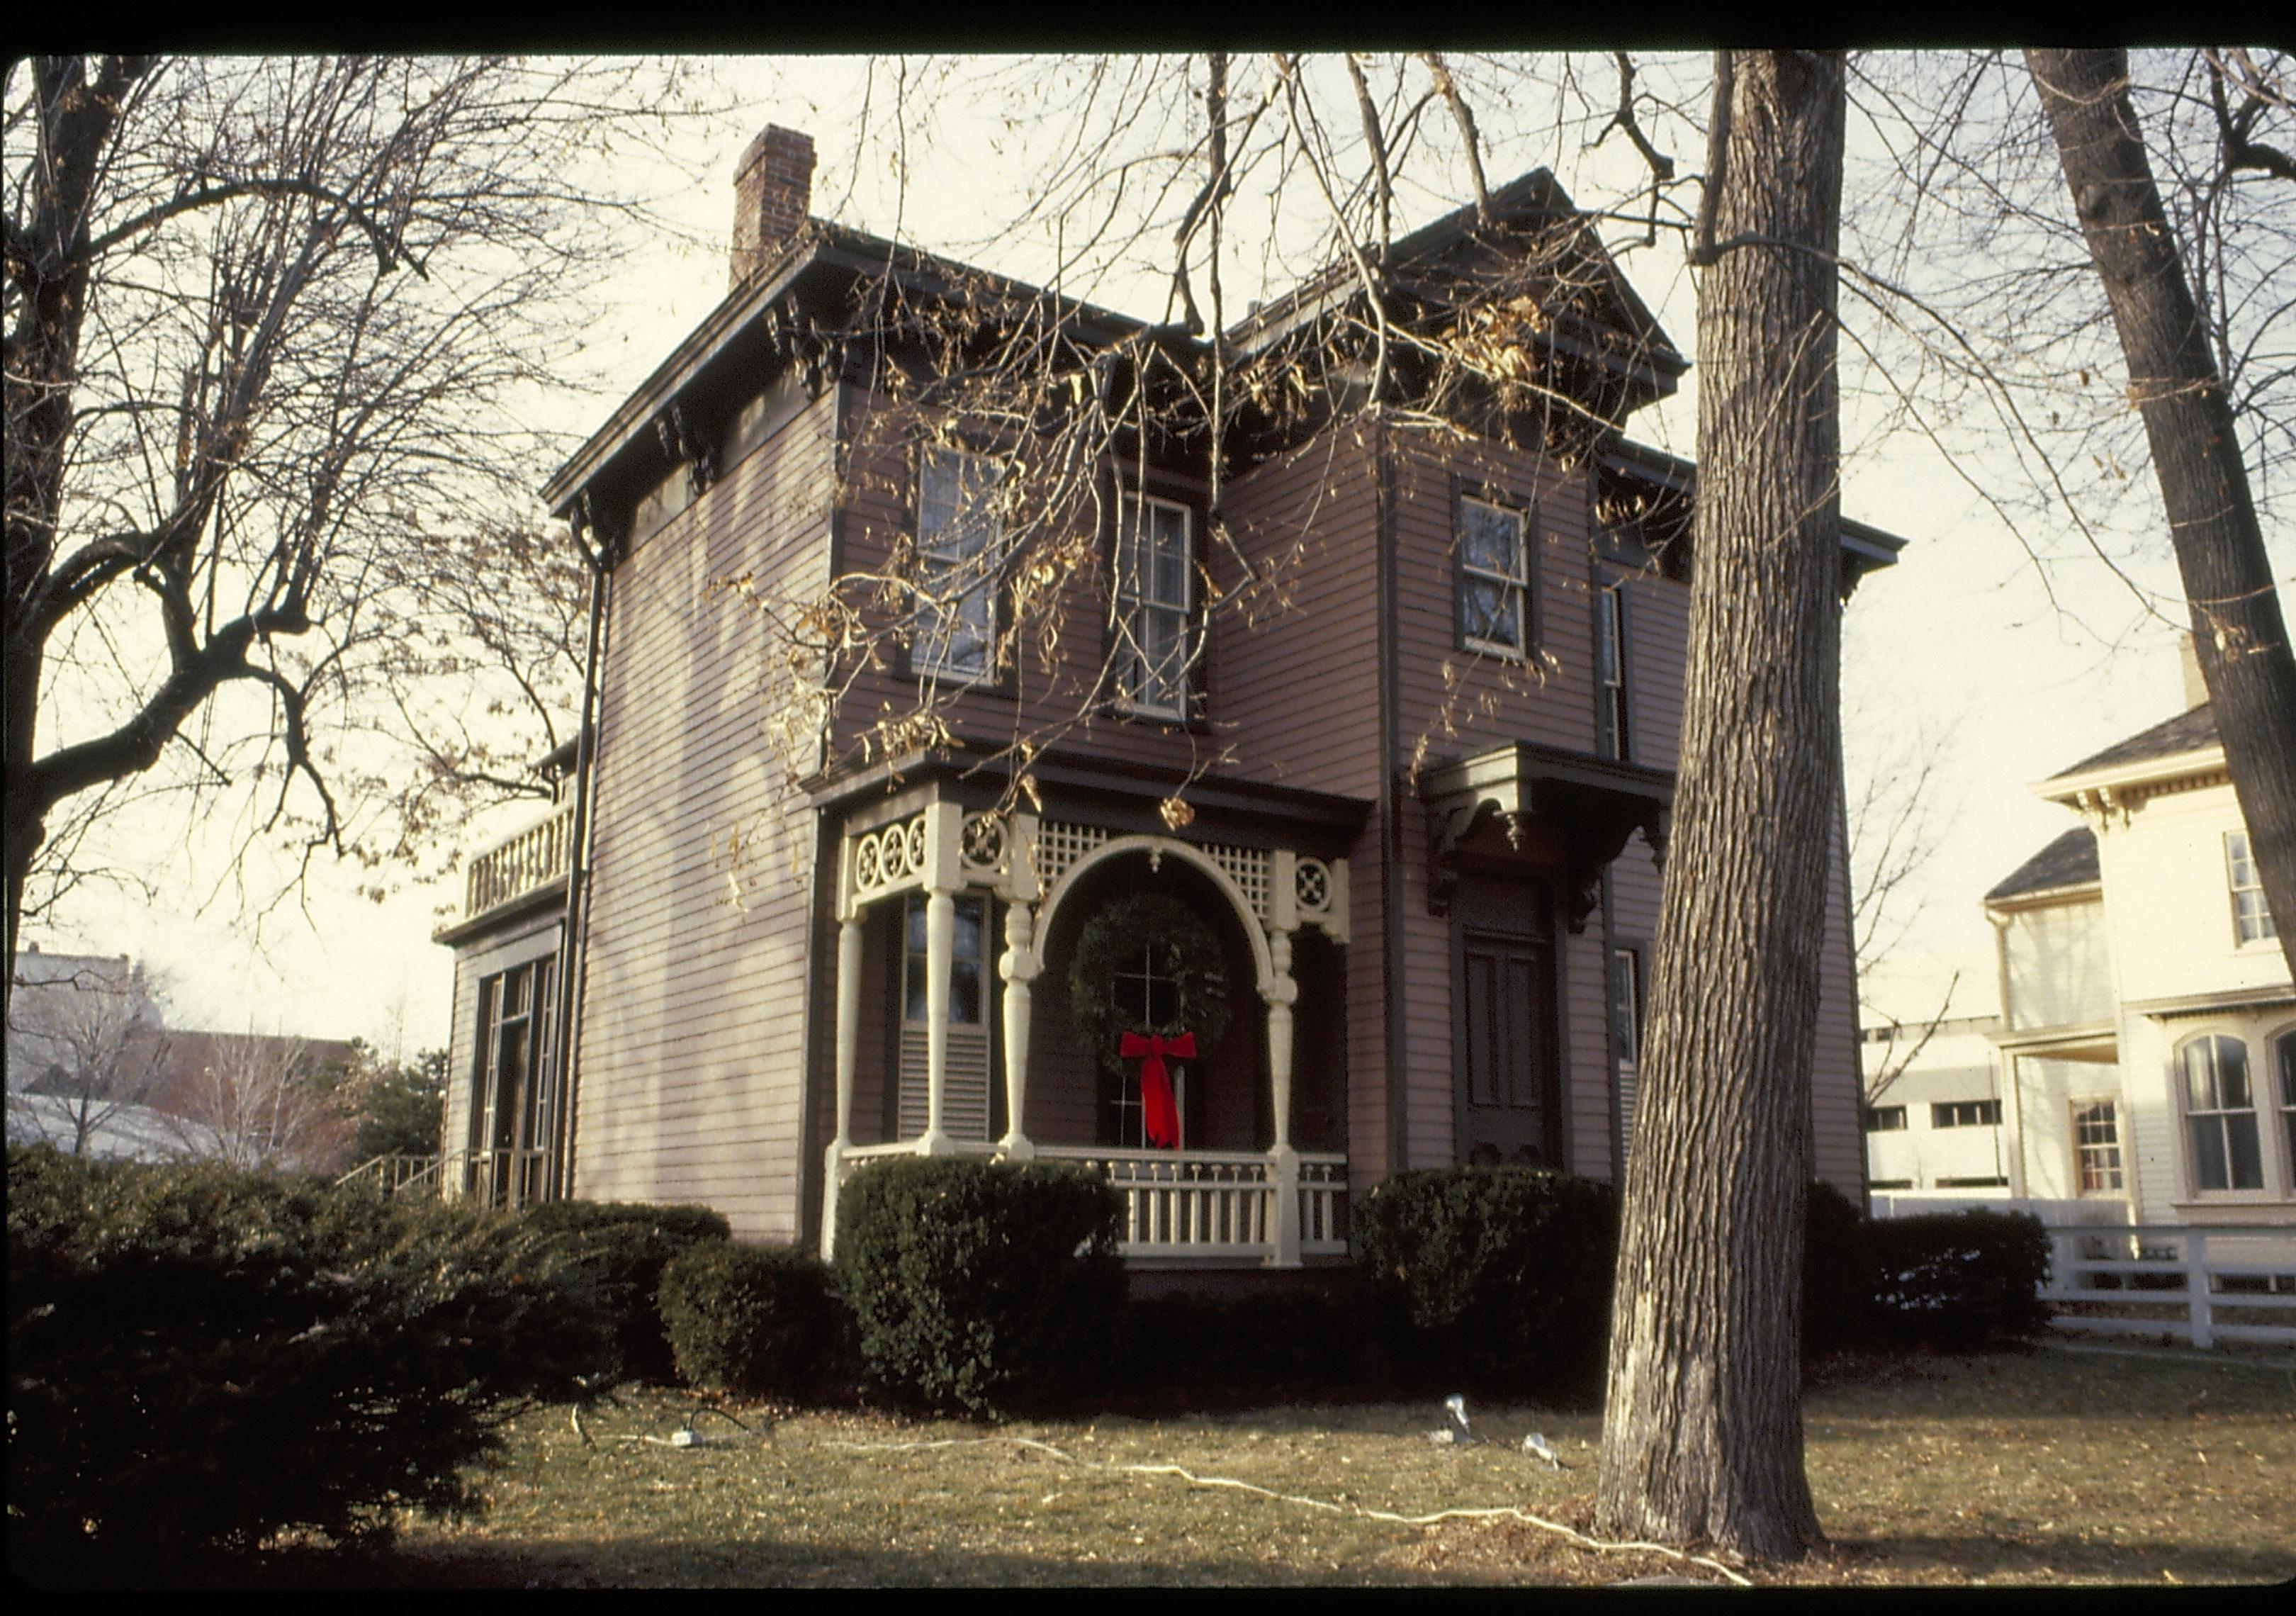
[1115,493,1193,716]
[2181,1035,2263,1190]
[916,449,1002,678]
[2228,830,2276,943]
[1458,497,1528,656]
[1598,583,1629,760]
[1931,1099,2000,1128]
[2071,1100,2123,1194]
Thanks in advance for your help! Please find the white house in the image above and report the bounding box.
[1858,946,2017,1204]
[1985,660,2294,1229]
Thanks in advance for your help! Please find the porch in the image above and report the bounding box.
[820,798,1353,1268]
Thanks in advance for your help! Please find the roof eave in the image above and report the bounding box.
[2035,744,2227,804]
[1982,878,2104,912]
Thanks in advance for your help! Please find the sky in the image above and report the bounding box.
[18,52,2284,1057]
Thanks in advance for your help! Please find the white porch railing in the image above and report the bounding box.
[334,1152,444,1196]
[831,1143,1349,1265]
[2042,1224,2296,1350]
[463,802,575,920]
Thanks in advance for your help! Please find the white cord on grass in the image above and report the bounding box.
[814,1434,1752,1586]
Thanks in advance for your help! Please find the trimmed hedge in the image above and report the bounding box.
[833,1157,1125,1416]
[6,1145,606,1578]
[1120,1289,1366,1404]
[521,1198,731,1383]
[1351,1167,1620,1398]
[1803,1177,1877,1357]
[1867,1208,2052,1348]
[658,1240,852,1398]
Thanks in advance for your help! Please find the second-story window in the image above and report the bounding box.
[1114,492,1193,718]
[914,448,1003,680]
[1597,582,1631,761]
[2227,830,2276,945]
[1458,495,1530,658]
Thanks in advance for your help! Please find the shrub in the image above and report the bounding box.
[658,1240,852,1398]
[521,1199,732,1383]
[833,1157,1124,1416]
[1120,1288,1364,1405]
[1867,1208,2052,1349]
[1351,1167,1619,1398]
[6,1144,604,1579]
[1803,1177,1877,1357]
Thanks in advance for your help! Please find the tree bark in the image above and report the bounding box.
[2027,47,2296,979]
[1594,50,1843,1561]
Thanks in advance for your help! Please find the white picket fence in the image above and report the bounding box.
[2042,1224,2296,1350]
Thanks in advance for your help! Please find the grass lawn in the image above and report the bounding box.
[332,1339,2291,1588]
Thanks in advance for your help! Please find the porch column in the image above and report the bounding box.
[998,900,1039,1159]
[918,800,964,1156]
[1265,924,1301,1267]
[821,910,865,1257]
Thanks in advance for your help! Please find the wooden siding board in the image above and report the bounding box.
[572,383,835,1240]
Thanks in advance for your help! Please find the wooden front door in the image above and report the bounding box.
[1456,918,1561,1168]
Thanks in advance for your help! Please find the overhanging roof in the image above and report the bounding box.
[1597,437,1910,573]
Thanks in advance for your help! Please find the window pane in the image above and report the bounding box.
[2227,1113,2264,1189]
[1462,578,1519,649]
[2191,1116,2232,1191]
[2219,1039,2252,1109]
[2279,1034,2294,1108]
[1462,501,1521,576]
[2185,1040,2219,1111]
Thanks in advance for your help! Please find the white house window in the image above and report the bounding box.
[1114,492,1193,717]
[2180,1033,2263,1192]
[2071,1099,2124,1194]
[1458,495,1529,658]
[914,448,1003,679]
[2227,830,2276,944]
[1932,1099,2000,1128]
[1864,1105,1908,1132]
[1597,583,1630,761]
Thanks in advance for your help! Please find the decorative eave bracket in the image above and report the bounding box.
[1422,741,1675,931]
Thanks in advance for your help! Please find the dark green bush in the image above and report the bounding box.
[1351,1167,1620,1398]
[1867,1208,2052,1349]
[6,1144,605,1579]
[1803,1178,1877,1357]
[1120,1289,1364,1405]
[658,1240,852,1398]
[833,1157,1124,1416]
[521,1199,732,1383]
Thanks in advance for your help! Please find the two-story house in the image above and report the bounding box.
[434,125,1903,1265]
[1985,651,2295,1228]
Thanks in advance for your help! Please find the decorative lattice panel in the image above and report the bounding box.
[1203,843,1271,923]
[1035,820,1109,890]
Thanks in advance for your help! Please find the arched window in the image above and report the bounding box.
[2276,1031,2296,1189]
[2179,1034,2262,1192]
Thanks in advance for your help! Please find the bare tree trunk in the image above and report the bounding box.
[2027,48,2296,978]
[1594,49,1843,1561]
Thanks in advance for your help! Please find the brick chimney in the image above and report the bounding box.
[2179,631,2210,709]
[731,125,816,291]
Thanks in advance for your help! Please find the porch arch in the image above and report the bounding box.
[1033,834,1276,995]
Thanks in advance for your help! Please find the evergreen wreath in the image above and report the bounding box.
[1068,891,1233,1074]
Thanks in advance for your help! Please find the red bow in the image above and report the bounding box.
[1119,1030,1194,1149]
